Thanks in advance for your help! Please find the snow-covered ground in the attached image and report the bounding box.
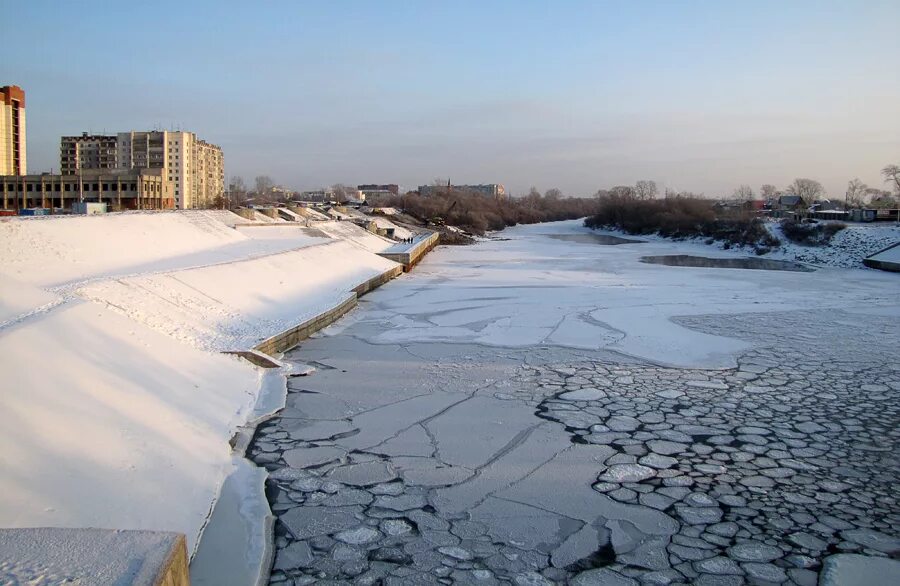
[0,211,402,557]
[587,218,900,270]
[767,221,900,269]
[370,217,415,241]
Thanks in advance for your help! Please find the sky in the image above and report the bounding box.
[4,0,899,198]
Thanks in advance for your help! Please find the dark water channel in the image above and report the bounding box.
[640,254,814,272]
[546,233,645,245]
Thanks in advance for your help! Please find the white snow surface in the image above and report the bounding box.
[0,527,185,585]
[313,220,396,253]
[0,210,401,556]
[767,222,900,269]
[78,241,397,351]
[0,301,259,553]
[371,217,415,240]
[0,210,325,288]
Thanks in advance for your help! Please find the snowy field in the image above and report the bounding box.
[250,220,899,585]
[0,211,402,558]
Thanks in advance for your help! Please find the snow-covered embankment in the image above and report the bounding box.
[0,211,401,567]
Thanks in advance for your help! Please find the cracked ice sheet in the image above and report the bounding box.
[496,444,679,537]
[423,396,546,469]
[469,497,583,553]
[348,219,900,369]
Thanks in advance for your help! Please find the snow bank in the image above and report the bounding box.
[0,210,404,558]
[314,220,396,253]
[78,241,399,351]
[0,300,259,553]
[768,222,900,269]
[372,217,415,240]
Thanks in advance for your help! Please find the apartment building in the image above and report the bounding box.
[118,131,224,209]
[419,183,507,199]
[60,133,118,174]
[58,130,224,209]
[0,85,27,175]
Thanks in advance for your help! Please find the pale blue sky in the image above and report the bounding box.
[4,0,899,196]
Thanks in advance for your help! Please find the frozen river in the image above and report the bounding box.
[248,220,900,585]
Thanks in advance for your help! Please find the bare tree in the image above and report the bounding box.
[732,185,754,201]
[867,188,898,209]
[882,164,900,194]
[255,175,274,196]
[609,185,636,199]
[330,183,356,204]
[785,178,824,204]
[227,176,247,206]
[634,180,658,200]
[760,184,778,200]
[845,178,868,208]
[544,188,562,200]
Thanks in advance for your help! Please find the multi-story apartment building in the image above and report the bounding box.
[419,183,507,200]
[58,130,224,209]
[118,131,224,209]
[60,133,118,174]
[0,85,27,176]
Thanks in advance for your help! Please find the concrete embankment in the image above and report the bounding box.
[863,241,900,272]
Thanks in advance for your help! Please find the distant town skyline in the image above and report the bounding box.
[4,0,899,198]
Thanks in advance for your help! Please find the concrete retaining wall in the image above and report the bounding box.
[378,231,440,271]
[352,265,404,296]
[233,208,256,221]
[863,241,900,272]
[253,295,358,356]
[250,233,437,357]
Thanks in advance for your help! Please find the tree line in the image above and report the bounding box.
[725,164,899,209]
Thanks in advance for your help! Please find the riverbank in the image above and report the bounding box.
[587,217,900,270]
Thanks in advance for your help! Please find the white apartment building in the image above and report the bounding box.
[117,131,224,209]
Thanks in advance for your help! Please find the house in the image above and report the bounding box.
[776,195,805,210]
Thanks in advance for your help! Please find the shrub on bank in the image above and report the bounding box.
[584,194,780,249]
[780,220,846,246]
[372,190,601,236]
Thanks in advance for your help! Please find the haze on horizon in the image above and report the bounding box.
[4,0,899,198]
